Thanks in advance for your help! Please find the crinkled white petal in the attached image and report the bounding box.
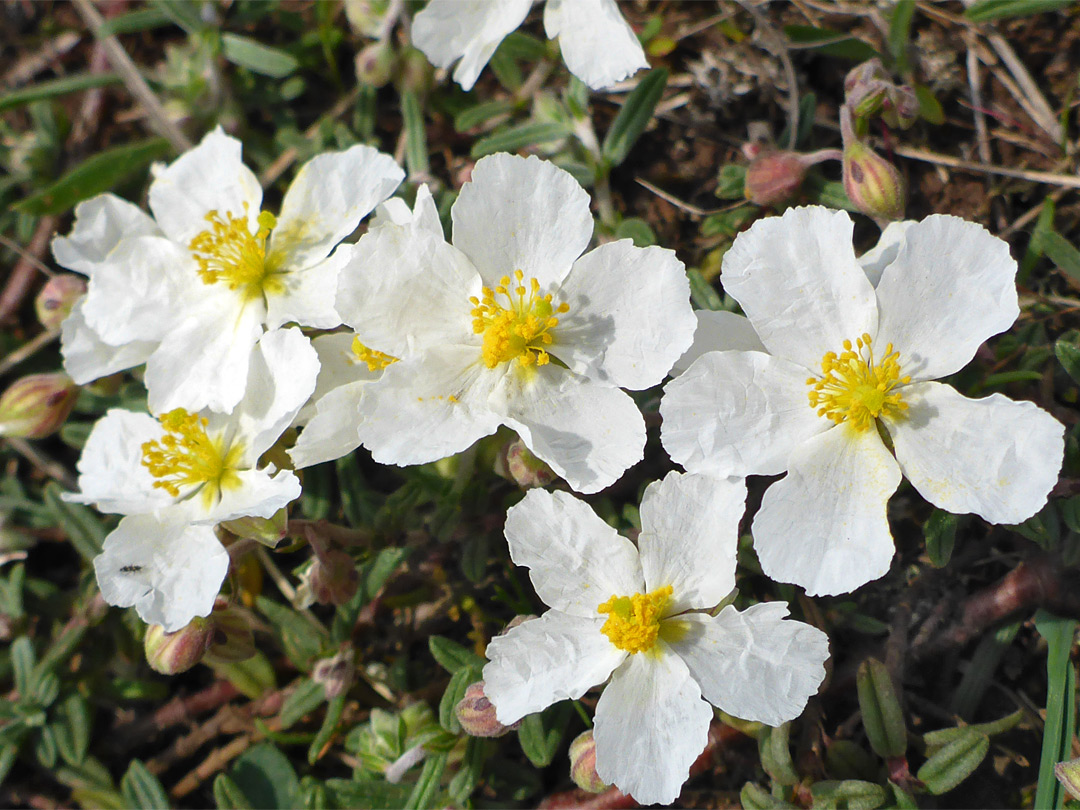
[660,350,828,477]
[267,144,403,271]
[264,244,348,331]
[51,193,160,276]
[858,220,914,288]
[412,0,533,91]
[289,382,368,469]
[296,332,380,426]
[884,382,1064,524]
[499,365,645,494]
[669,604,829,727]
[452,153,593,290]
[337,224,480,359]
[61,300,155,385]
[555,240,695,390]
[721,206,878,371]
[199,468,302,525]
[753,424,902,596]
[670,310,766,377]
[593,648,712,806]
[148,126,262,245]
[64,408,172,515]
[372,184,443,238]
[637,472,745,613]
[504,488,643,617]
[144,298,263,415]
[543,0,647,90]
[354,347,503,466]
[483,609,625,725]
[873,215,1020,381]
[93,513,228,632]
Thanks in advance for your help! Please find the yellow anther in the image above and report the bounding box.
[470,271,569,369]
[351,336,399,372]
[597,585,674,654]
[141,409,243,504]
[190,204,282,300]
[807,335,910,431]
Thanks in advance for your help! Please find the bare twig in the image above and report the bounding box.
[3,437,77,489]
[259,87,361,186]
[894,146,1080,189]
[0,329,60,377]
[965,42,992,164]
[0,216,57,325]
[634,176,742,219]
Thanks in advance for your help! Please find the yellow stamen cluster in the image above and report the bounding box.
[351,336,399,372]
[141,409,243,500]
[597,585,674,654]
[470,270,569,369]
[807,333,910,432]
[189,206,280,300]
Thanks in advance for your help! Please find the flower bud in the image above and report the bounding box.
[1057,757,1080,801]
[396,46,434,96]
[220,507,289,548]
[35,274,86,331]
[881,84,919,130]
[569,730,608,793]
[310,548,359,606]
[496,438,556,489]
[312,648,356,699]
[455,680,518,737]
[145,617,213,674]
[744,150,809,207]
[0,373,79,439]
[203,602,256,664]
[355,40,394,88]
[841,107,905,223]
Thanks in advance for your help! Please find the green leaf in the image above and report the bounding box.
[517,702,572,768]
[715,164,747,200]
[324,777,411,808]
[404,751,448,810]
[740,781,798,809]
[455,99,518,132]
[308,694,345,765]
[401,90,429,177]
[1056,336,1080,385]
[613,217,657,247]
[470,121,570,159]
[687,268,723,311]
[602,68,668,167]
[278,678,326,731]
[856,657,906,758]
[221,34,299,78]
[887,0,916,73]
[810,779,887,810]
[98,7,174,36]
[448,737,491,803]
[209,650,277,700]
[11,636,35,697]
[41,483,108,562]
[965,0,1073,22]
[924,509,959,568]
[230,744,301,810]
[149,0,205,33]
[781,25,879,61]
[334,453,375,528]
[428,635,485,674]
[499,32,549,62]
[213,773,254,810]
[51,693,91,765]
[916,728,989,795]
[1034,610,1078,810]
[913,84,945,125]
[0,74,121,112]
[438,667,477,734]
[120,760,170,809]
[923,709,1023,753]
[759,723,799,786]
[950,622,1021,719]
[0,744,17,787]
[33,725,57,769]
[1019,197,1055,283]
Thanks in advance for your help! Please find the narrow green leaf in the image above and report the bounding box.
[856,657,906,758]
[810,779,887,810]
[916,728,989,795]
[740,781,797,809]
[230,744,300,810]
[781,25,880,61]
[149,0,205,33]
[715,164,747,200]
[470,121,569,159]
[221,34,298,78]
[924,509,959,568]
[759,722,799,786]
[1056,336,1080,384]
[98,7,173,36]
[1042,231,1080,287]
[499,32,549,62]
[448,737,492,803]
[1019,197,1055,283]
[950,621,1021,719]
[924,709,1024,753]
[516,702,572,768]
[11,637,35,697]
[428,635,485,674]
[455,99,518,132]
[307,694,345,765]
[324,777,411,808]
[208,650,277,700]
[120,760,170,810]
[34,725,58,769]
[404,751,448,810]
[602,68,668,167]
[913,84,944,125]
[438,667,477,734]
[965,0,1073,22]
[0,744,17,787]
[51,693,91,765]
[1034,611,1078,810]
[488,48,523,92]
[0,74,121,112]
[278,678,326,731]
[686,268,723,311]
[888,0,916,73]
[401,90,429,177]
[213,773,254,810]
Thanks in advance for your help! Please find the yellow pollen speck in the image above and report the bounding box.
[470,269,569,369]
[141,409,244,506]
[351,336,399,371]
[190,205,282,300]
[807,333,910,431]
[597,585,674,654]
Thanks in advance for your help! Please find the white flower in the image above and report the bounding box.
[483,472,830,805]
[65,127,403,414]
[661,207,1065,596]
[412,0,647,91]
[330,153,696,493]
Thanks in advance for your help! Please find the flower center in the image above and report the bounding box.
[351,336,398,372]
[190,205,283,301]
[470,270,569,369]
[141,409,244,503]
[597,585,673,654]
[807,333,910,432]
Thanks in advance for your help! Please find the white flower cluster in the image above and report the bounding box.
[54,127,1063,803]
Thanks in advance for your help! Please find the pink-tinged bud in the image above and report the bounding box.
[882,84,919,130]
[355,40,394,88]
[455,680,518,737]
[745,150,809,206]
[844,58,889,101]
[312,648,356,699]
[841,107,906,223]
[0,373,79,439]
[496,439,557,489]
[845,59,918,131]
[310,548,359,606]
[1057,757,1080,801]
[203,602,256,664]
[35,274,86,331]
[220,507,288,548]
[569,730,608,793]
[145,617,213,674]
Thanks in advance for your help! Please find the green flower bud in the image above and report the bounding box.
[841,108,906,223]
[35,274,86,331]
[454,680,518,738]
[203,601,256,665]
[1056,757,1080,801]
[355,40,394,88]
[0,373,79,439]
[220,507,289,548]
[145,617,213,674]
[569,729,608,793]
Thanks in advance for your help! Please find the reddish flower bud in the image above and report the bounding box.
[0,373,79,439]
[35,274,86,331]
[496,438,557,489]
[841,108,906,223]
[145,617,213,674]
[744,150,809,206]
[312,648,356,699]
[455,680,518,737]
[310,548,359,606]
[569,730,608,793]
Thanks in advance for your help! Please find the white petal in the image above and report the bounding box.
[202,468,301,524]
[148,127,262,245]
[51,193,160,276]
[858,220,914,288]
[64,409,172,515]
[555,240,695,390]
[721,206,878,370]
[61,300,155,385]
[504,488,643,617]
[499,366,645,494]
[337,224,479,359]
[264,244,347,330]
[884,381,1064,524]
[144,299,263,415]
[545,0,647,90]
[354,347,503,466]
[452,153,593,290]
[670,310,766,377]
[873,215,1020,380]
[267,144,403,271]
[660,350,828,477]
[637,472,745,613]
[289,382,367,469]
[483,609,625,725]
[93,513,228,632]
[593,649,712,806]
[372,184,443,238]
[412,0,533,90]
[753,424,902,596]
[295,332,380,426]
[669,604,829,727]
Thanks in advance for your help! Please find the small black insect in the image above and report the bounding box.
[119,564,143,573]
